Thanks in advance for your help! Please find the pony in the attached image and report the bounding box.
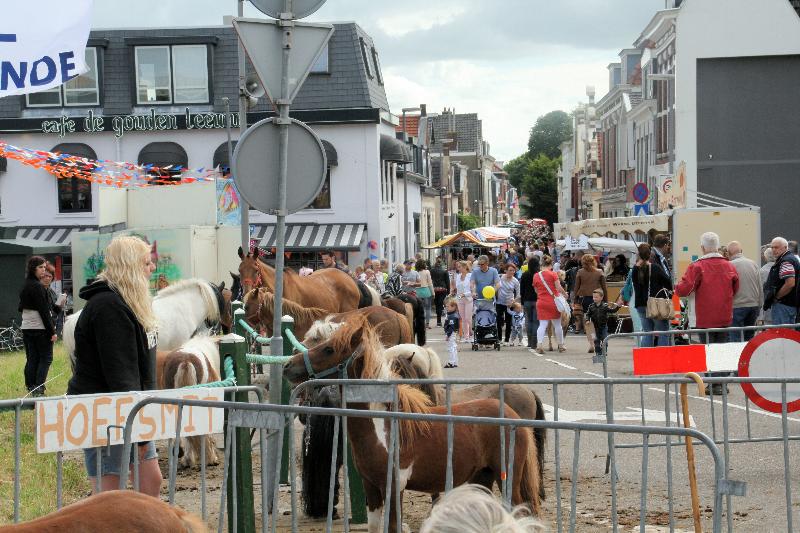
[0,490,207,533]
[284,317,543,532]
[237,247,379,311]
[383,344,444,380]
[243,288,411,347]
[64,278,228,368]
[381,297,414,338]
[157,336,221,469]
[391,292,426,346]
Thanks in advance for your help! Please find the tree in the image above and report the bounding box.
[457,212,482,231]
[527,110,572,159]
[504,153,530,191]
[519,154,559,225]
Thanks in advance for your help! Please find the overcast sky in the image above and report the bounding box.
[93,0,665,161]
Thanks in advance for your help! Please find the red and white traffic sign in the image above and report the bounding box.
[633,342,746,376]
[738,329,800,413]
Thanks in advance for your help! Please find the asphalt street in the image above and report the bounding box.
[424,325,800,532]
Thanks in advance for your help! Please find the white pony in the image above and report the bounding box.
[64,278,222,368]
[383,343,444,379]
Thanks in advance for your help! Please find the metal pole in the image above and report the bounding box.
[237,0,250,253]
[265,2,293,512]
[402,110,408,260]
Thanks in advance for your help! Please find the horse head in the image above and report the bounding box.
[215,281,233,334]
[242,287,269,333]
[238,246,268,295]
[284,314,384,384]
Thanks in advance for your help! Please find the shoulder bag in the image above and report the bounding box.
[646,264,673,320]
[539,271,571,319]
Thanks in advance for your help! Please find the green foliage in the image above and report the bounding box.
[457,212,482,231]
[518,154,560,225]
[504,153,531,191]
[527,110,572,159]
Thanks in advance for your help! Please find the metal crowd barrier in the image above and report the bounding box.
[120,393,728,533]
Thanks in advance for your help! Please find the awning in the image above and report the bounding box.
[380,134,412,163]
[16,226,96,245]
[554,214,669,239]
[138,142,188,167]
[251,223,366,251]
[321,140,338,166]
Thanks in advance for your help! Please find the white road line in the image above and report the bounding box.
[541,403,692,425]
[647,386,800,423]
[545,358,576,370]
[584,371,605,378]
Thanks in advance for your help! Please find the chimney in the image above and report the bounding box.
[586,85,595,105]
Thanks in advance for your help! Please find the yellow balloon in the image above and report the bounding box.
[482,285,496,299]
[521,264,529,272]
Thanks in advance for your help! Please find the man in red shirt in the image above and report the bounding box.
[675,232,739,395]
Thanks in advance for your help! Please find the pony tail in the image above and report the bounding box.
[519,427,543,516]
[174,361,198,387]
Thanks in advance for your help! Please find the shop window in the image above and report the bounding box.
[58,178,92,213]
[135,44,209,104]
[27,48,100,107]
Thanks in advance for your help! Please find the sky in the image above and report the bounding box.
[92,0,666,162]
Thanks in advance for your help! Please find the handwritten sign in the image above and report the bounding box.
[36,388,224,454]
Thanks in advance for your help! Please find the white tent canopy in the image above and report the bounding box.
[556,237,639,255]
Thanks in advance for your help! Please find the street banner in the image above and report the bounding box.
[0,0,94,97]
[36,388,224,453]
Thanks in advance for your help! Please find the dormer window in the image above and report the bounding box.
[371,47,383,85]
[26,48,100,107]
[135,44,209,105]
[359,38,372,79]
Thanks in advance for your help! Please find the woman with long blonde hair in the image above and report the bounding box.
[67,235,161,496]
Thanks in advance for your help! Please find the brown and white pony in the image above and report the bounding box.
[283,317,543,532]
[157,336,221,469]
[237,247,379,311]
[0,490,206,533]
[243,288,412,347]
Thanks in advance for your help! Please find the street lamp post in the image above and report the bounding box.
[401,106,421,260]
[439,187,446,237]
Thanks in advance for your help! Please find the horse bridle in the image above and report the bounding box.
[303,344,364,380]
[205,282,226,330]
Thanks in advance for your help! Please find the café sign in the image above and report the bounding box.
[39,108,241,138]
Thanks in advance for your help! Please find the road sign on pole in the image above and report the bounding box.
[231,117,327,214]
[232,18,334,105]
[248,0,326,19]
[738,328,800,413]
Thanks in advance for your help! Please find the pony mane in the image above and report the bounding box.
[155,278,220,321]
[331,318,432,441]
[257,289,329,331]
[304,316,343,346]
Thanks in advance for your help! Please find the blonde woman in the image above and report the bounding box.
[67,235,161,496]
[450,260,474,342]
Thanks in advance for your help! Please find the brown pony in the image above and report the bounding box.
[382,297,414,336]
[0,490,206,532]
[243,288,411,347]
[156,336,220,468]
[237,247,375,312]
[283,317,543,532]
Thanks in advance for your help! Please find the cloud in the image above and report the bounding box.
[91,0,667,160]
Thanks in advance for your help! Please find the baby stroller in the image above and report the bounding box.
[472,298,501,351]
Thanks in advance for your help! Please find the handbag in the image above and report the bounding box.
[539,272,571,318]
[645,265,672,320]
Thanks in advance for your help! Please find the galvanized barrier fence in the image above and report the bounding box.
[120,392,729,533]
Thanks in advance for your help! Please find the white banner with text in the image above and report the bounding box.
[36,388,224,454]
[0,0,93,97]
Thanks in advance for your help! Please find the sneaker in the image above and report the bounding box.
[444,363,456,369]
[558,345,567,353]
[535,345,544,355]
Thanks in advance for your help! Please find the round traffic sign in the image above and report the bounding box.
[738,329,800,413]
[248,0,326,19]
[232,118,327,215]
[632,182,649,204]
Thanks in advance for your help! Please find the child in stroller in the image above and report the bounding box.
[472,298,501,351]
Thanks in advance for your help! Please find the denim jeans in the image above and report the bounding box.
[635,307,671,347]
[523,301,539,347]
[594,324,609,355]
[771,302,798,326]
[730,306,760,342]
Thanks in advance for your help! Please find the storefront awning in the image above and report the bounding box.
[0,226,96,255]
[380,134,412,163]
[321,140,338,166]
[17,226,96,246]
[252,223,366,251]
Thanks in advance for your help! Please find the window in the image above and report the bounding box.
[135,45,209,105]
[308,167,331,209]
[310,44,329,74]
[27,48,100,107]
[371,47,383,85]
[58,178,92,213]
[359,38,372,78]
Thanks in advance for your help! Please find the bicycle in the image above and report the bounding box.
[0,320,24,352]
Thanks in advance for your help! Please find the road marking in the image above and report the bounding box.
[584,371,605,378]
[545,358,576,370]
[542,403,693,426]
[647,386,800,423]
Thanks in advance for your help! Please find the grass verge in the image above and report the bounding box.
[0,343,90,523]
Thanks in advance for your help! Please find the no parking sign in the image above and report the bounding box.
[738,329,800,413]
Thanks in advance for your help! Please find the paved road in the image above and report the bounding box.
[423,326,800,532]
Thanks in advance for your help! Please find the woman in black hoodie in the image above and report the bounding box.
[519,257,540,349]
[67,235,162,496]
[18,256,56,396]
